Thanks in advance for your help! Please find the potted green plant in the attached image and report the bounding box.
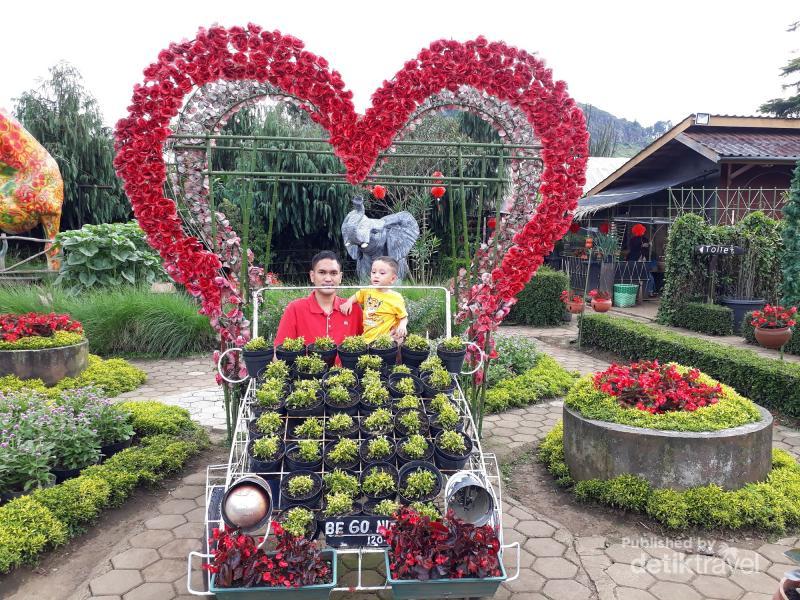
[368,498,400,518]
[323,384,360,416]
[360,382,391,414]
[425,393,456,416]
[49,415,102,483]
[397,462,443,504]
[323,438,359,471]
[400,334,430,369]
[249,411,284,439]
[356,353,384,374]
[89,403,135,458]
[418,355,444,380]
[322,491,358,518]
[422,367,455,398]
[242,336,273,378]
[751,304,796,349]
[292,417,324,440]
[337,335,367,369]
[280,471,323,509]
[254,378,286,415]
[433,430,473,470]
[588,289,612,313]
[436,336,467,374]
[279,506,318,540]
[285,381,324,417]
[275,336,306,366]
[360,409,394,439]
[391,364,412,376]
[396,434,433,466]
[395,395,422,411]
[387,373,424,398]
[410,502,441,521]
[369,334,399,367]
[285,440,322,472]
[394,408,429,437]
[293,354,328,380]
[360,463,398,501]
[325,412,358,439]
[308,336,337,368]
[322,469,360,497]
[0,439,55,502]
[248,435,284,474]
[359,435,396,465]
[322,368,357,391]
[263,360,290,381]
[429,403,461,437]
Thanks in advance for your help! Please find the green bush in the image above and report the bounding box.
[489,335,541,385]
[565,373,762,432]
[672,302,733,336]
[55,221,166,291]
[539,423,800,532]
[117,401,195,436]
[0,496,68,573]
[485,355,576,413]
[579,313,800,416]
[781,162,800,306]
[32,476,112,534]
[742,310,800,356]
[507,266,568,326]
[0,284,214,358]
[0,331,84,350]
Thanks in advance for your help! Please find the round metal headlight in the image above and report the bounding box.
[444,470,498,527]
[221,476,273,534]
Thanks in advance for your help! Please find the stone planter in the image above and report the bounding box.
[755,326,793,350]
[720,297,765,333]
[562,405,773,490]
[591,299,612,313]
[0,339,88,385]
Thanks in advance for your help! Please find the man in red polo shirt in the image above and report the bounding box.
[274,251,363,346]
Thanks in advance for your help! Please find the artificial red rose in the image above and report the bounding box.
[569,223,580,233]
[631,223,646,237]
[598,222,610,234]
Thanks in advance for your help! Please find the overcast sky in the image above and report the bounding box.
[1,0,798,129]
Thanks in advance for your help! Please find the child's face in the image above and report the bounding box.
[370,261,397,287]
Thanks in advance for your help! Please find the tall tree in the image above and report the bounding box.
[781,161,800,305]
[14,62,130,230]
[760,21,800,117]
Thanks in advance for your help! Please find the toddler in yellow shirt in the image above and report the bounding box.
[340,256,408,344]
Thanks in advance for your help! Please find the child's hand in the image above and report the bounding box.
[340,300,353,315]
[391,324,407,344]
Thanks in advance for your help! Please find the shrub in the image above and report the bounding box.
[262,361,289,381]
[324,492,354,517]
[507,266,568,326]
[403,334,430,352]
[327,413,354,433]
[297,440,321,463]
[0,496,68,573]
[439,336,465,352]
[118,401,194,435]
[366,437,392,460]
[32,476,112,534]
[489,335,541,385]
[55,355,146,397]
[484,355,576,413]
[311,336,335,351]
[294,355,326,375]
[437,430,467,454]
[281,507,314,537]
[401,434,429,459]
[579,313,800,416]
[392,365,412,375]
[781,162,800,306]
[255,412,283,435]
[371,335,395,350]
[364,409,393,432]
[672,302,733,336]
[279,337,305,352]
[410,501,441,521]
[403,469,436,499]
[253,436,281,460]
[327,439,357,464]
[357,355,382,371]
[0,330,84,350]
[362,468,396,496]
[294,417,323,439]
[405,294,447,338]
[323,469,359,496]
[288,475,314,497]
[374,499,401,517]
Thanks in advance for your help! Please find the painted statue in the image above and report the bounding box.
[341,195,420,282]
[0,108,63,270]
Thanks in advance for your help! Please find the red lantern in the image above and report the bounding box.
[372,185,386,199]
[631,224,646,237]
[569,223,581,234]
[599,222,610,234]
[432,171,444,184]
[431,186,446,199]
[487,217,497,230]
[585,237,593,249]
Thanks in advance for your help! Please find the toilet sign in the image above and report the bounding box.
[696,245,745,256]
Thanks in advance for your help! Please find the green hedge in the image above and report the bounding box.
[484,355,577,413]
[507,266,568,327]
[672,302,733,336]
[579,313,800,416]
[0,331,85,350]
[742,310,800,356]
[0,403,207,573]
[538,423,800,532]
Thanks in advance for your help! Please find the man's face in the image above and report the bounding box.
[309,258,342,295]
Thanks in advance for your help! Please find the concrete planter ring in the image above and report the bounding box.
[562,404,773,490]
[755,326,793,350]
[0,339,89,385]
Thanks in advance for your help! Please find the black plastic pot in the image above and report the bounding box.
[248,439,285,474]
[436,345,467,374]
[285,393,325,418]
[370,343,399,368]
[243,349,273,378]
[284,443,323,472]
[394,408,429,438]
[280,470,323,509]
[387,374,424,398]
[428,416,465,439]
[248,416,284,440]
[395,435,434,467]
[307,344,338,368]
[100,437,132,459]
[337,347,366,370]
[400,345,430,369]
[720,297,765,333]
[433,431,474,471]
[422,377,455,399]
[274,346,305,366]
[360,462,399,501]
[51,465,84,484]
[293,366,328,381]
[1,488,29,505]
[323,440,360,472]
[359,437,396,465]
[325,416,360,439]
[324,389,361,416]
[278,508,321,540]
[359,418,395,440]
[397,461,444,504]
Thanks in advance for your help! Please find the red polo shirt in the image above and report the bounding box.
[274,292,363,347]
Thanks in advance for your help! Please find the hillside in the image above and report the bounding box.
[579,103,671,158]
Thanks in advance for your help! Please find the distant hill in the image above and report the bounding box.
[579,103,672,158]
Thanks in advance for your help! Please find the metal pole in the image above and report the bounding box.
[458,144,470,273]
[578,250,593,348]
[206,138,217,251]
[264,178,279,272]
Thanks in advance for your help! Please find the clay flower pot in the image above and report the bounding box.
[566,301,585,314]
[755,326,793,350]
[591,299,612,313]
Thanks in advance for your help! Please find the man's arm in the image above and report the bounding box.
[274,301,297,347]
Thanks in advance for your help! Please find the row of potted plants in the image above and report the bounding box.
[242,333,469,378]
[560,289,612,314]
[0,386,135,501]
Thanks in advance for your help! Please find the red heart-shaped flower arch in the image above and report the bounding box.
[114,24,588,360]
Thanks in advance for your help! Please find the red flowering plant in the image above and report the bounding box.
[204,523,331,589]
[560,290,584,305]
[379,507,502,581]
[751,304,798,329]
[593,360,722,414]
[0,312,83,342]
[588,289,610,301]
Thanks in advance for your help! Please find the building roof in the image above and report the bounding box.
[681,131,800,161]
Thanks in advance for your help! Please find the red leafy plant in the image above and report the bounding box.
[559,290,584,305]
[0,312,83,342]
[588,289,610,301]
[751,304,797,329]
[593,360,722,414]
[203,523,331,588]
[379,507,502,581]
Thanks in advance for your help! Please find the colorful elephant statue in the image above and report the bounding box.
[0,108,64,270]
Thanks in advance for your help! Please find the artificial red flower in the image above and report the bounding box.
[569,223,581,234]
[751,304,799,329]
[598,222,610,234]
[431,186,446,199]
[631,223,646,237]
[372,184,386,199]
[487,217,496,229]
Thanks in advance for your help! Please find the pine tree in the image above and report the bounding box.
[760,21,800,118]
[781,161,800,305]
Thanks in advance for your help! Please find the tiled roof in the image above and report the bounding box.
[683,130,800,159]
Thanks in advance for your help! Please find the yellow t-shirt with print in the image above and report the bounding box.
[354,288,408,343]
